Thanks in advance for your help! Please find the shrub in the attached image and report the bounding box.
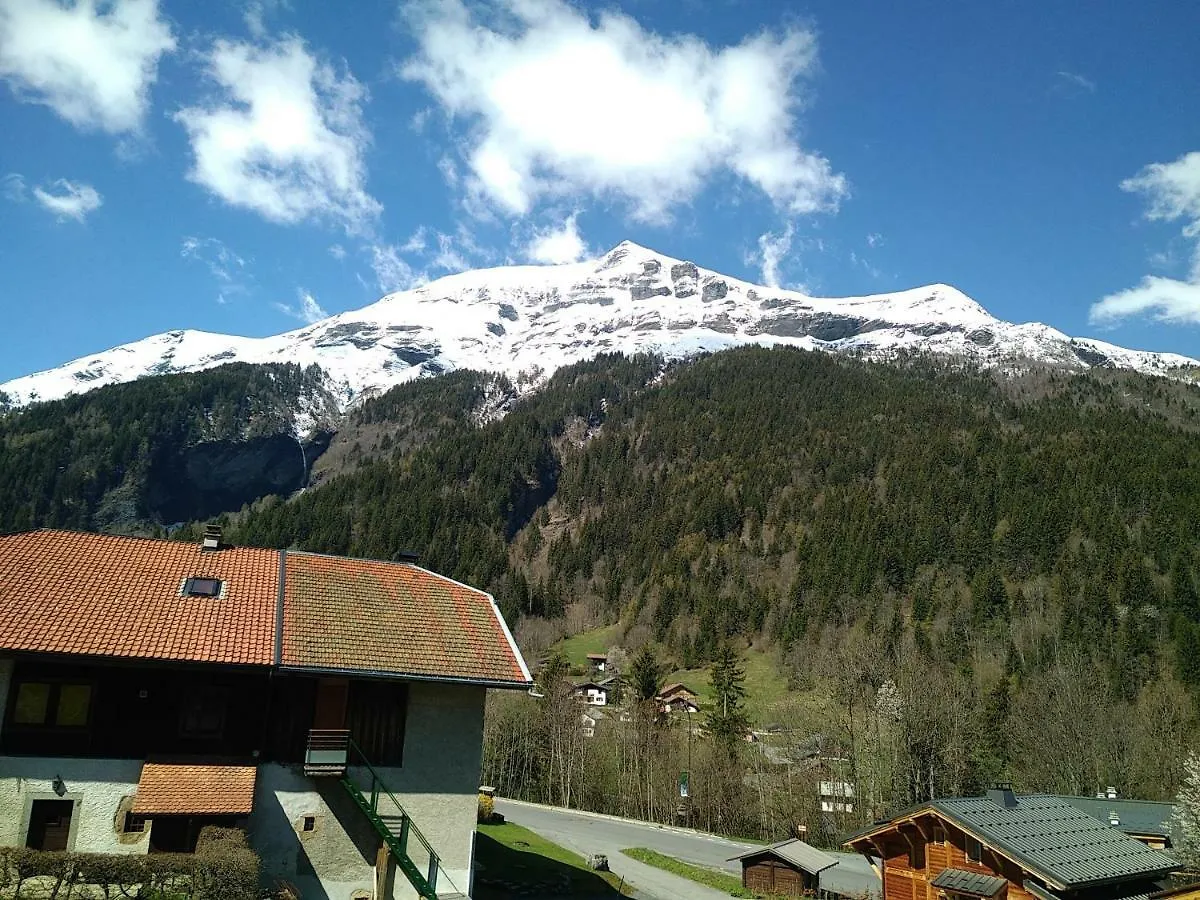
[0,837,259,900]
[477,792,496,823]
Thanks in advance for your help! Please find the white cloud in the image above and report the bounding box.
[369,242,423,293]
[526,214,588,264]
[275,288,328,323]
[754,224,794,288]
[32,178,102,221]
[401,0,845,222]
[181,235,247,283]
[866,232,883,248]
[0,0,174,134]
[1090,277,1200,326]
[175,36,380,230]
[400,226,428,254]
[1091,151,1200,326]
[328,243,346,260]
[1056,70,1096,93]
[2,172,26,200]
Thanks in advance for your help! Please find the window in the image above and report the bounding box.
[10,682,91,728]
[123,812,147,834]
[933,825,947,845]
[966,836,982,863]
[183,577,222,597]
[302,815,316,832]
[179,688,227,739]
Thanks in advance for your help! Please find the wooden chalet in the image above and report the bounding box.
[730,838,839,897]
[845,788,1196,900]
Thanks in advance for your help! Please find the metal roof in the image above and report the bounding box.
[931,868,1007,897]
[930,795,1179,888]
[729,838,839,875]
[1052,796,1175,839]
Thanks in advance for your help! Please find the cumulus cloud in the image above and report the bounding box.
[401,0,845,222]
[526,214,588,264]
[276,288,328,323]
[1091,152,1200,326]
[32,178,102,221]
[175,36,380,230]
[0,0,174,134]
[754,224,794,288]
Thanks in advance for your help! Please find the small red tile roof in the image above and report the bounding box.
[133,763,257,815]
[281,551,530,686]
[0,529,530,686]
[0,530,278,666]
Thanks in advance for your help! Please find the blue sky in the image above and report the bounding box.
[1,0,1198,383]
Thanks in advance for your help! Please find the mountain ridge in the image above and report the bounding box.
[4,240,1196,416]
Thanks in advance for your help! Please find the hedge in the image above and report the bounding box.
[0,827,259,899]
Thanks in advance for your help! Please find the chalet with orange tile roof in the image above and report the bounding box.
[0,526,530,900]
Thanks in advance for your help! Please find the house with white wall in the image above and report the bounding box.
[0,527,531,899]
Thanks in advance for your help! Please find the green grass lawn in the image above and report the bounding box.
[474,822,630,898]
[556,624,622,668]
[620,847,753,897]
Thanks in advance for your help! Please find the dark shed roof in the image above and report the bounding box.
[1052,796,1175,840]
[729,839,838,874]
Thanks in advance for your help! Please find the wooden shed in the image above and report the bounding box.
[730,838,838,897]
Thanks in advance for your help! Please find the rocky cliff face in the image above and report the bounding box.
[3,241,1197,411]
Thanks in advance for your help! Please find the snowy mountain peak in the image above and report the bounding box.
[2,244,1196,415]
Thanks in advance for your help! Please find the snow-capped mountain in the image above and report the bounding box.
[3,241,1196,412]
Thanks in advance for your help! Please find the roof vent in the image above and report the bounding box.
[393,549,419,564]
[201,524,222,552]
[986,784,1018,809]
[1106,786,1118,799]
[1109,811,1121,827]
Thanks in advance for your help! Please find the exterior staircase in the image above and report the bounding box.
[306,730,443,900]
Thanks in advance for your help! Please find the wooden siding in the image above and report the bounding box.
[740,855,819,897]
[870,813,1037,900]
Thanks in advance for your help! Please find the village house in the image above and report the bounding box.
[844,787,1197,900]
[571,677,617,707]
[0,527,531,900]
[656,682,699,715]
[585,652,609,673]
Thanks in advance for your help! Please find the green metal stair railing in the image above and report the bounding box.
[305,730,441,900]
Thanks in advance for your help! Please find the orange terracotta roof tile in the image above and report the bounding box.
[0,530,277,667]
[133,763,257,815]
[281,552,530,686]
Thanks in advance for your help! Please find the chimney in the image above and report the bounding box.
[1109,811,1121,827]
[393,549,420,564]
[201,524,222,552]
[986,784,1018,809]
[1106,786,1118,800]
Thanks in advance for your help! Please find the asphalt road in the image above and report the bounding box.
[495,798,880,900]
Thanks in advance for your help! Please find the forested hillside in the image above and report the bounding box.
[7,346,1200,830]
[0,362,339,531]
[213,347,1200,820]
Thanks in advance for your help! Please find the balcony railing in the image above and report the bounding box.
[304,728,350,776]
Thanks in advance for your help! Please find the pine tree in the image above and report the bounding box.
[629,646,663,705]
[706,644,750,756]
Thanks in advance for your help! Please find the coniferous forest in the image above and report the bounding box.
[4,347,1200,837]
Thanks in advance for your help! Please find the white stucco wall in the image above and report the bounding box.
[378,681,487,899]
[0,757,148,854]
[251,681,487,900]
